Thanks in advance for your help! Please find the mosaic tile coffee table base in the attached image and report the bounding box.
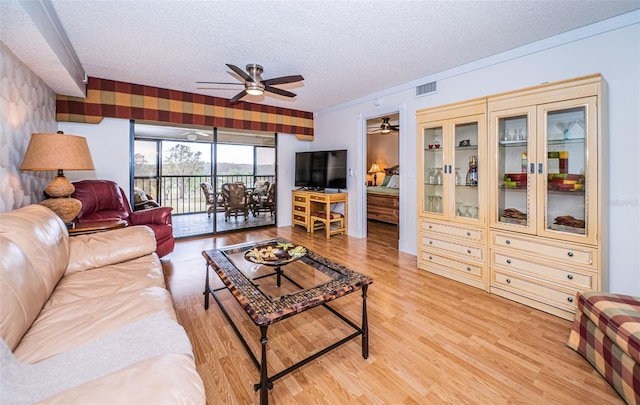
[202,238,373,405]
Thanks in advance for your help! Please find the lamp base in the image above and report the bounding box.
[40,198,82,224]
[44,172,75,197]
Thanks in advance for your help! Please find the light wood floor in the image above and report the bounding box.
[162,221,621,405]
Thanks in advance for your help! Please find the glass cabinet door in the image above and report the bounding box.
[490,106,537,234]
[422,124,444,216]
[537,97,597,244]
[452,116,484,223]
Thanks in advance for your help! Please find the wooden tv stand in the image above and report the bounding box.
[291,190,348,237]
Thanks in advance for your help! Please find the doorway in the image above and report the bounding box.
[365,113,400,241]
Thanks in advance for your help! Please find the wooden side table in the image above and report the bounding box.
[68,219,127,236]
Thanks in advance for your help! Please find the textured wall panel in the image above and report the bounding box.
[0,42,56,211]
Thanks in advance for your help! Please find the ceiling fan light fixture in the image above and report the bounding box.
[246,86,264,96]
[380,121,392,134]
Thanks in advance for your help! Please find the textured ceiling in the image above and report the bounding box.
[3,1,639,113]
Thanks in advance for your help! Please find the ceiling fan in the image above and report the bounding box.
[368,117,399,135]
[197,64,304,103]
[180,130,211,141]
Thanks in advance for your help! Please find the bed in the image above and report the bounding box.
[367,165,399,225]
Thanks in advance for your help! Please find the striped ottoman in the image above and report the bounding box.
[567,292,640,404]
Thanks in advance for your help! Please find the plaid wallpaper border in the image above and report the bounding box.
[56,77,314,140]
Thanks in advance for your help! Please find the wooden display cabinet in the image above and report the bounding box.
[416,99,488,291]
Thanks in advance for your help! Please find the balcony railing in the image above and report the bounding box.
[134,175,275,215]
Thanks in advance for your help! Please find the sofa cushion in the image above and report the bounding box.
[577,291,640,363]
[3,313,195,404]
[0,205,70,350]
[50,255,165,308]
[66,226,157,274]
[14,286,177,363]
[36,354,205,404]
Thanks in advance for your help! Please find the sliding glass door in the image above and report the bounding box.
[133,123,276,238]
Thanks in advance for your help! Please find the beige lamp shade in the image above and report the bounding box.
[20,133,95,174]
[20,132,95,222]
[368,162,382,186]
[368,163,381,174]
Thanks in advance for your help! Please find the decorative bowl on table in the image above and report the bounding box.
[244,242,307,266]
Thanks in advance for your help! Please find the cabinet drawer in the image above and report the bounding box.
[419,249,483,278]
[309,194,328,202]
[293,204,307,214]
[368,194,399,208]
[491,268,578,312]
[419,219,484,242]
[292,214,307,223]
[491,231,596,268]
[419,234,484,261]
[491,250,593,289]
[293,194,307,203]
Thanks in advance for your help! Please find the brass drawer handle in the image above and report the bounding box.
[567,274,574,280]
[506,259,512,264]
[567,296,574,303]
[506,278,511,284]
[506,239,511,244]
[567,251,574,257]
[466,231,471,236]
[466,267,471,271]
[467,249,472,254]
[428,256,433,260]
[428,225,433,229]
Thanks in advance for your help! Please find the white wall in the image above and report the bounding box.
[58,118,131,188]
[312,18,640,295]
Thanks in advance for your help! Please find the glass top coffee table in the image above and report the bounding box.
[202,238,373,405]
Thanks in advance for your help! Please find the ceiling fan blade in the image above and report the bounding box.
[226,64,253,82]
[229,90,248,103]
[196,81,242,85]
[264,86,296,98]
[263,75,304,86]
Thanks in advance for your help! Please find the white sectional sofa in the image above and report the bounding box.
[0,204,205,404]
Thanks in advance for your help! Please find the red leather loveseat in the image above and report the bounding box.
[71,180,175,257]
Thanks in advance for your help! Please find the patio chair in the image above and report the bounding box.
[132,187,160,211]
[248,181,269,213]
[200,182,217,218]
[251,182,276,217]
[221,182,249,221]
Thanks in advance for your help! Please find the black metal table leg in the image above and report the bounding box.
[259,325,270,405]
[203,264,210,310]
[275,266,282,287]
[362,284,369,359]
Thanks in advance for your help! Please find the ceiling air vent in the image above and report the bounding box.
[416,81,437,96]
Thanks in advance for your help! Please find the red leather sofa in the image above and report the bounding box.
[71,180,175,257]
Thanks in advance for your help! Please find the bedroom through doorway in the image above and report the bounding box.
[365,113,400,243]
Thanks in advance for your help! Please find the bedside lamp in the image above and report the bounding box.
[20,132,95,224]
[368,162,382,186]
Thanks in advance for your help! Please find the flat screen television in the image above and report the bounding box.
[295,149,347,191]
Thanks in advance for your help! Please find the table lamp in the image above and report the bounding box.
[20,132,95,223]
[368,162,382,186]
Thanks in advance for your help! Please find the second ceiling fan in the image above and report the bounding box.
[368,117,399,135]
[197,64,304,103]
